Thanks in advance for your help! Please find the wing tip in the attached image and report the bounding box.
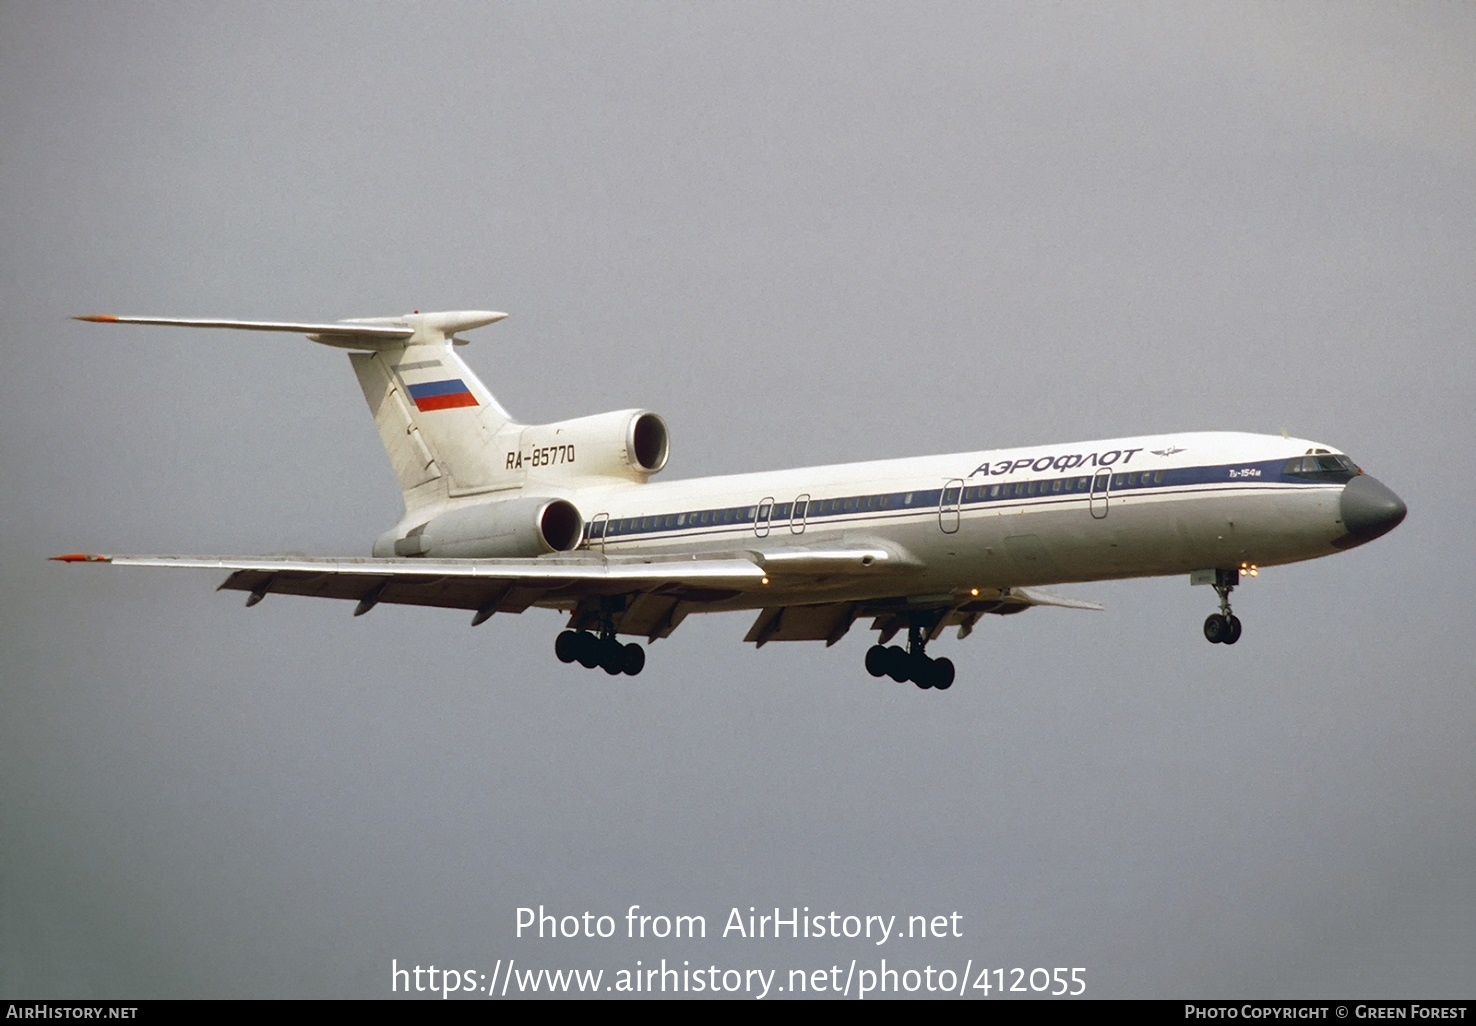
[50,552,111,563]
[73,314,119,323]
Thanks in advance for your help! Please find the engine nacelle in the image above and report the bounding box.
[511,409,669,484]
[380,496,584,558]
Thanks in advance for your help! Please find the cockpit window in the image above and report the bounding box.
[1283,454,1359,481]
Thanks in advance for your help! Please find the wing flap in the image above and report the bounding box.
[744,603,860,647]
[1002,587,1104,612]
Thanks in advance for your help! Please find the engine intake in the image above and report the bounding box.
[627,411,670,474]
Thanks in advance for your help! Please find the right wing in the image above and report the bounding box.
[53,545,1099,644]
[51,551,769,628]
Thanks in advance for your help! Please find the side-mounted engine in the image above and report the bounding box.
[377,496,583,559]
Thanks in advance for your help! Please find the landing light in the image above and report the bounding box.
[761,576,769,585]
[1240,562,1259,577]
[970,588,979,596]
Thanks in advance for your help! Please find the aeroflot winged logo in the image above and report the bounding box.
[406,378,479,411]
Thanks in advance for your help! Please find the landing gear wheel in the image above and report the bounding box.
[1223,615,1242,645]
[555,630,580,663]
[621,642,646,676]
[932,657,955,690]
[1204,614,1228,644]
[884,645,910,683]
[865,644,889,678]
[910,653,936,689]
[599,637,626,674]
[575,632,602,668]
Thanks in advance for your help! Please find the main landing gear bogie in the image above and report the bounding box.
[865,644,955,690]
[555,629,646,676]
[865,621,955,690]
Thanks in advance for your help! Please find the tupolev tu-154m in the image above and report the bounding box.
[55,310,1407,690]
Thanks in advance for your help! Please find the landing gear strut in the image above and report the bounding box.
[1202,568,1243,645]
[865,622,955,690]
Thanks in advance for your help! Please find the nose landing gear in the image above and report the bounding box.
[1201,568,1243,645]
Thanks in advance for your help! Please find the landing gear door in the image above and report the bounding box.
[1089,469,1111,519]
[939,479,963,534]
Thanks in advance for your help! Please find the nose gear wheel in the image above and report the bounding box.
[1203,569,1244,645]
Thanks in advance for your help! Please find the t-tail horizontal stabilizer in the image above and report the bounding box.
[72,311,507,351]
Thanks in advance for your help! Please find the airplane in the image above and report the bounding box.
[54,309,1407,690]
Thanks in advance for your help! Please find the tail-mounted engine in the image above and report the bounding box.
[506,409,669,485]
[380,496,583,559]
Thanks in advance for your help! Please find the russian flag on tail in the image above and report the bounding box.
[406,378,479,411]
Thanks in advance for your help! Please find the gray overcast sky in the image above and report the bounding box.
[2,1,1471,999]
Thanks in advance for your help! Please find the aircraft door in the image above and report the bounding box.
[790,493,810,534]
[755,497,774,538]
[1089,469,1111,519]
[939,479,963,534]
[588,512,610,551]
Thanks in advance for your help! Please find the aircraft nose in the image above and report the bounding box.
[1336,474,1407,548]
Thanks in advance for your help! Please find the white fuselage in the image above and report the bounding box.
[483,430,1355,611]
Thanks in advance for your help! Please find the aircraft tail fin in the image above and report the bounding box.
[74,310,524,513]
